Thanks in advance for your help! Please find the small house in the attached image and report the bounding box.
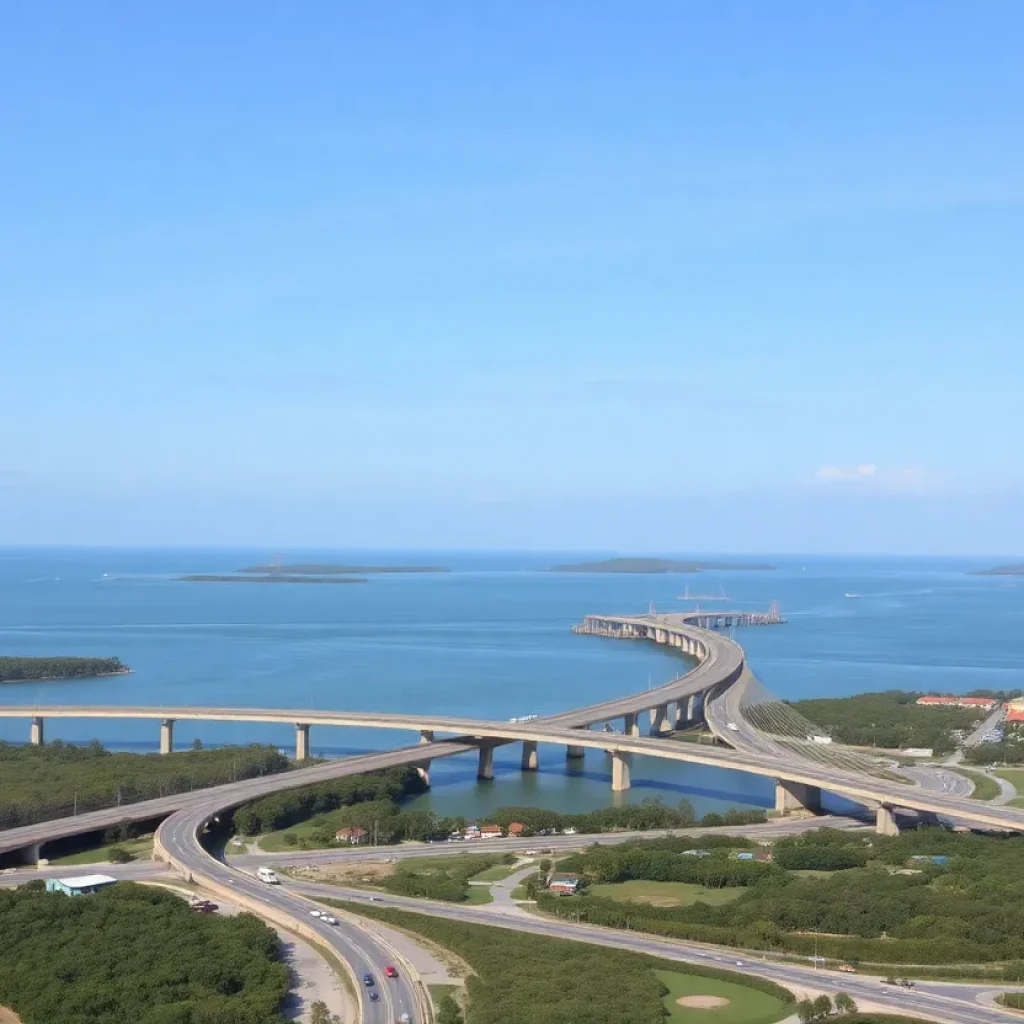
[45,874,118,897]
[507,822,526,837]
[549,874,581,895]
[480,824,503,839]
[335,826,368,845]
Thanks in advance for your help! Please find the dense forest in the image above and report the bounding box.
[542,828,1024,965]
[0,741,290,830]
[790,690,983,753]
[0,656,127,682]
[255,792,766,850]
[0,882,290,1024]
[231,764,428,835]
[333,900,793,1024]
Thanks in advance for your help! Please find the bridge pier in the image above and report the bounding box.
[160,718,175,755]
[415,730,435,785]
[774,779,822,816]
[624,712,640,738]
[477,744,494,780]
[30,715,44,746]
[295,723,310,761]
[611,751,631,792]
[566,744,586,760]
[876,805,900,836]
[648,703,671,735]
[521,740,538,771]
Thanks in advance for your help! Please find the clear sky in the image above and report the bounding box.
[2,3,1022,554]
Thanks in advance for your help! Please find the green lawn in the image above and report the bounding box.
[591,880,745,908]
[994,769,1024,793]
[464,887,494,905]
[951,768,1001,800]
[48,834,154,865]
[655,970,790,1024]
[225,836,253,856]
[470,861,522,883]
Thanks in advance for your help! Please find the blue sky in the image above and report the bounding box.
[2,3,1022,553]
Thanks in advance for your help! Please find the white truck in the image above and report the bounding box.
[257,867,280,884]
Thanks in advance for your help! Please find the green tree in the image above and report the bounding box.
[107,845,133,864]
[310,1000,342,1024]
[436,993,463,1024]
[796,999,817,1023]
[812,993,833,1018]
[834,991,857,1013]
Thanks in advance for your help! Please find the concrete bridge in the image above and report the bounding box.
[4,611,1024,862]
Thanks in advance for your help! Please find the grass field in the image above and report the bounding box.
[655,970,789,1024]
[469,861,522,883]
[48,834,154,865]
[591,879,745,908]
[951,768,1001,800]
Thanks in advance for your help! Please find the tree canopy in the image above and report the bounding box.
[0,882,289,1024]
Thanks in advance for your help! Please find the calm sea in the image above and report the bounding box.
[1,549,1021,818]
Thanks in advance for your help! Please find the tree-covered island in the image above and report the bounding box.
[0,656,129,684]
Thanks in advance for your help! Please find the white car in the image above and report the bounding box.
[726,722,739,732]
[309,909,322,918]
[323,915,338,925]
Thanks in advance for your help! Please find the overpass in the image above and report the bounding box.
[4,610,1023,861]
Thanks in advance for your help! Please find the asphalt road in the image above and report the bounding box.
[155,750,436,1024]
[0,816,870,888]
[286,879,1021,1024]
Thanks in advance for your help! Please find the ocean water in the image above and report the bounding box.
[1,548,1022,818]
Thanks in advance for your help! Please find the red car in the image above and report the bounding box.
[384,965,398,978]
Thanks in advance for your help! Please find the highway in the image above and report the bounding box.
[153,746,441,1024]
[282,880,1018,1024]
[6,610,1024,1023]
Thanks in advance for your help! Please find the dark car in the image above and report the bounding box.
[363,974,374,987]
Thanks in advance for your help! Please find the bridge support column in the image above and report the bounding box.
[416,729,434,786]
[611,751,631,792]
[774,779,822,816]
[566,744,586,760]
[160,718,175,755]
[624,712,640,738]
[648,703,671,735]
[521,740,538,771]
[477,745,494,780]
[295,723,310,761]
[29,715,44,746]
[876,805,900,836]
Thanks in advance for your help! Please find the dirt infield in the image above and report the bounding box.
[676,995,730,1009]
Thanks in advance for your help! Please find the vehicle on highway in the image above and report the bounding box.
[840,964,857,973]
[309,909,322,918]
[727,722,739,732]
[257,866,279,884]
[398,1014,411,1023]
[369,992,379,1001]
[384,965,398,978]
[363,973,375,987]
[323,914,338,925]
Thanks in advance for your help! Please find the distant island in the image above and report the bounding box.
[240,563,448,575]
[0,656,129,684]
[178,574,369,585]
[972,564,1024,576]
[550,557,776,574]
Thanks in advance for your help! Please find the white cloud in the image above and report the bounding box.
[814,464,929,492]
